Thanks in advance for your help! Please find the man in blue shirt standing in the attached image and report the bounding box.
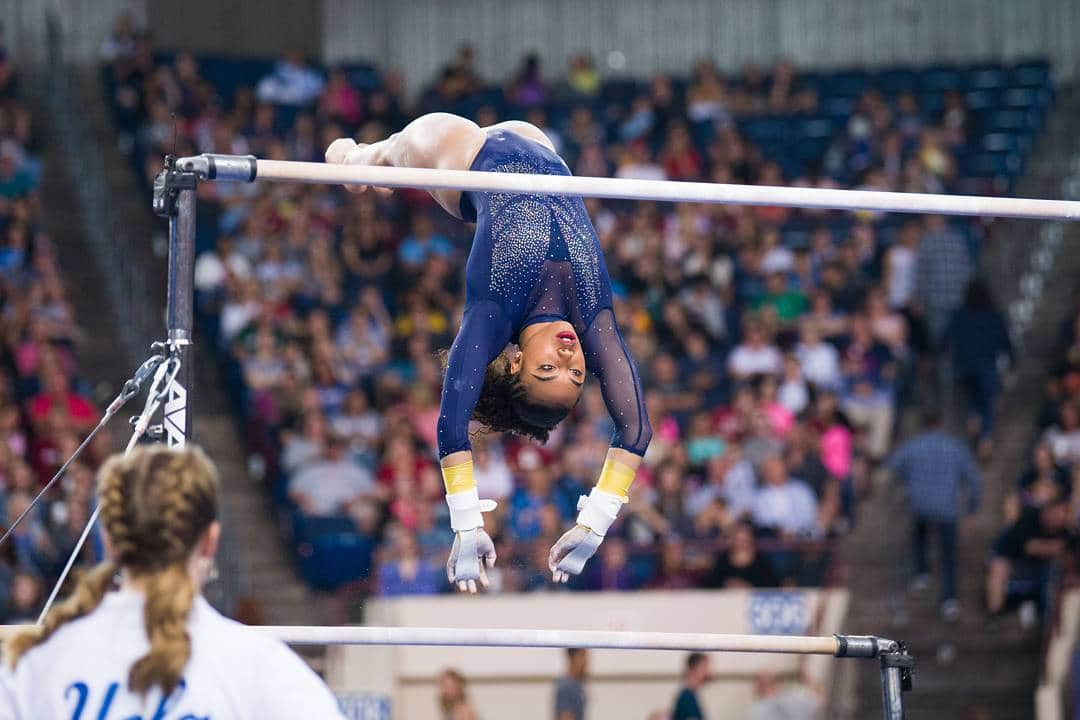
[886,408,982,622]
[671,653,711,720]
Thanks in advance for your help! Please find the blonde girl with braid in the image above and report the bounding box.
[0,445,345,719]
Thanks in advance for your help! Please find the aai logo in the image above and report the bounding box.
[749,592,809,635]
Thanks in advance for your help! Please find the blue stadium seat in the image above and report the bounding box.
[789,137,830,164]
[979,132,1030,154]
[781,229,810,248]
[343,64,381,91]
[874,69,918,94]
[821,71,869,97]
[965,67,1008,90]
[601,79,642,105]
[822,96,856,121]
[984,109,1039,133]
[916,92,945,116]
[740,117,789,143]
[1009,61,1052,88]
[1002,87,1050,110]
[919,68,962,92]
[796,116,836,139]
[963,90,999,112]
[293,514,375,591]
[959,150,1022,177]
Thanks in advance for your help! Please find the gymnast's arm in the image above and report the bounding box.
[436,301,512,592]
[549,309,653,581]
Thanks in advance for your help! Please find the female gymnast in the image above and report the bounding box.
[327,113,652,592]
[0,446,344,719]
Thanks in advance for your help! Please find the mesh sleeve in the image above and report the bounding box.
[582,308,652,456]
[437,301,511,458]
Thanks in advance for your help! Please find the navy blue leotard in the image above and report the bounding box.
[436,130,652,459]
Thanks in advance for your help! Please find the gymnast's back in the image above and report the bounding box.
[0,589,345,719]
[457,128,613,326]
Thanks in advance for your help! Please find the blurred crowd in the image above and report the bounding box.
[0,32,107,623]
[983,292,1080,627]
[101,16,1009,598]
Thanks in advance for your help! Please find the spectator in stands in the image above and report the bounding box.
[944,279,1013,456]
[686,60,730,126]
[986,496,1077,619]
[566,53,599,98]
[319,67,363,127]
[288,434,376,518]
[581,537,640,591]
[751,454,820,538]
[728,323,783,380]
[671,652,711,720]
[1011,442,1071,517]
[507,53,545,107]
[554,648,588,720]
[398,213,454,271]
[26,367,97,434]
[0,146,36,199]
[6,570,43,624]
[438,669,478,720]
[256,49,325,106]
[1041,401,1080,468]
[332,388,383,457]
[704,521,777,589]
[886,408,981,622]
[796,324,840,390]
[377,529,442,597]
[745,670,824,720]
[648,537,698,590]
[471,438,514,502]
[885,221,920,311]
[689,444,756,521]
[916,215,973,348]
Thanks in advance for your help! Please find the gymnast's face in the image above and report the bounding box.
[511,321,586,410]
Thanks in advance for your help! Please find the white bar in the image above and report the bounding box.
[247,625,841,655]
[252,158,1080,221]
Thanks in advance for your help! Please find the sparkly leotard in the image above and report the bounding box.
[436,130,651,459]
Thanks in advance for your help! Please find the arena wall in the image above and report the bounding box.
[322,0,1080,93]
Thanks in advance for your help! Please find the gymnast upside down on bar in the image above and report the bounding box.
[325,113,653,593]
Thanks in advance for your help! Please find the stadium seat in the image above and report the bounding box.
[1009,61,1052,88]
[874,69,918,94]
[919,68,962,92]
[965,67,1008,90]
[984,109,1039,133]
[821,71,869,97]
[963,90,999,112]
[1002,87,1050,110]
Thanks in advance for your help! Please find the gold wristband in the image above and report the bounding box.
[442,460,476,495]
[596,458,636,499]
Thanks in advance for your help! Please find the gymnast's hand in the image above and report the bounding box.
[324,137,394,196]
[548,524,603,584]
[446,528,497,594]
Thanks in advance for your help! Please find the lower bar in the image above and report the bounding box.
[245,625,841,654]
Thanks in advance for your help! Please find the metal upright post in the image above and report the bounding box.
[153,156,199,446]
[880,643,916,720]
[833,635,915,720]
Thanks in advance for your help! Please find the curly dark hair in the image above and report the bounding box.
[438,351,574,444]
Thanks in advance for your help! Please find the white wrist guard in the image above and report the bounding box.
[575,487,627,537]
[445,488,497,532]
